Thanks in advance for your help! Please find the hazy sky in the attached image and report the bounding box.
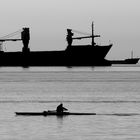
[0,0,140,59]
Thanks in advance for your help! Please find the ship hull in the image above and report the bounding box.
[110,58,139,64]
[0,44,112,67]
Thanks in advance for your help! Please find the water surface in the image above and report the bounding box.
[0,66,140,140]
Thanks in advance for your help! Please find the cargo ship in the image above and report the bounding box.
[0,22,112,67]
[110,51,139,64]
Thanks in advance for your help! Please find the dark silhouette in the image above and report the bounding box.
[56,103,68,113]
[15,103,97,116]
[0,22,113,67]
[15,111,96,116]
[21,28,30,53]
[110,51,139,64]
[66,29,74,46]
[110,58,139,64]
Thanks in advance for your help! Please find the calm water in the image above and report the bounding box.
[0,66,140,140]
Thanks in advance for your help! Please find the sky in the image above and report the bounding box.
[0,0,140,59]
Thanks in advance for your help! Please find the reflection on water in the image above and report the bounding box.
[0,66,139,139]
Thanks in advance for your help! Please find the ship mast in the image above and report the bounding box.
[92,22,94,46]
[68,22,100,46]
[131,51,133,59]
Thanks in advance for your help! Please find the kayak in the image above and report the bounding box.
[15,111,96,116]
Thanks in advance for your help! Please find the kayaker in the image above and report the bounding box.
[56,103,68,113]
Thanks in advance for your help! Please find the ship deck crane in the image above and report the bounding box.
[0,39,22,42]
[66,22,100,46]
[0,28,30,53]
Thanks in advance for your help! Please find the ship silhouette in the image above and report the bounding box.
[0,22,112,67]
[110,51,139,64]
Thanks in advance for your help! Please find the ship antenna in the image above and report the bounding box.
[92,22,94,46]
[131,50,133,59]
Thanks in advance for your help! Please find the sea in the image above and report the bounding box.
[0,65,140,140]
